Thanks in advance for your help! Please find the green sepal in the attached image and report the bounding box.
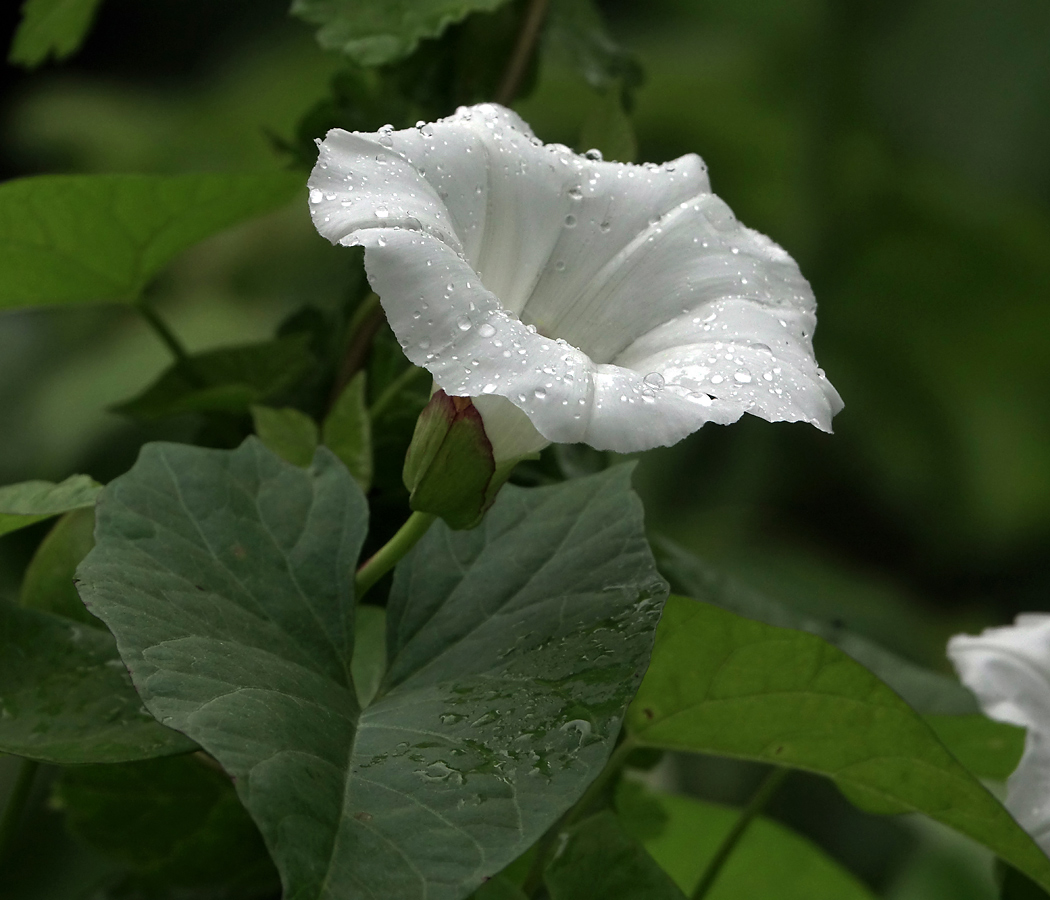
[403,389,520,530]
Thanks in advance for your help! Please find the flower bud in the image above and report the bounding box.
[402,390,531,529]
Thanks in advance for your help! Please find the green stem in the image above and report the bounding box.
[0,759,39,863]
[354,511,436,600]
[495,0,551,106]
[522,735,639,896]
[691,767,789,900]
[370,365,428,422]
[137,301,192,367]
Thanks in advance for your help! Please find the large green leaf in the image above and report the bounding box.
[0,172,302,310]
[626,596,1050,893]
[655,540,980,716]
[289,0,512,67]
[0,602,195,763]
[544,811,686,900]
[0,474,101,537]
[7,0,105,68]
[55,756,279,899]
[76,441,666,899]
[616,783,877,899]
[113,335,316,420]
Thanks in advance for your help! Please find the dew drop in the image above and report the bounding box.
[734,369,752,383]
[599,221,612,233]
[710,374,724,385]
[477,322,496,338]
[584,148,603,161]
[564,214,577,228]
[567,185,583,199]
[308,188,323,204]
[533,388,547,400]
[375,207,389,219]
[643,372,664,389]
[482,383,497,394]
[456,316,472,332]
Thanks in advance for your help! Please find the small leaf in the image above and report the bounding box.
[55,756,279,898]
[656,540,980,716]
[77,444,666,900]
[617,782,878,899]
[289,0,513,67]
[323,371,373,490]
[251,405,319,468]
[351,604,386,708]
[627,596,1050,893]
[114,335,315,421]
[0,603,195,763]
[471,875,529,900]
[0,173,302,310]
[20,507,98,626]
[8,0,105,68]
[544,811,686,900]
[926,714,1026,781]
[0,474,101,537]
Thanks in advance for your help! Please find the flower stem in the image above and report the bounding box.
[496,0,551,106]
[354,511,436,600]
[691,767,789,900]
[0,759,39,864]
[522,735,638,896]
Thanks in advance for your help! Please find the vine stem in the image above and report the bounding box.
[522,735,639,896]
[354,511,436,600]
[691,767,789,900]
[137,301,191,366]
[0,759,39,863]
[496,0,551,106]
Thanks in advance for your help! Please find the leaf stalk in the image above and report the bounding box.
[354,511,436,600]
[691,766,789,899]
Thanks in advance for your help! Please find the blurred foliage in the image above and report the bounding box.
[2,0,1049,896]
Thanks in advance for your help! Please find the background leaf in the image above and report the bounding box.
[0,603,195,763]
[617,782,878,899]
[544,810,686,899]
[251,405,319,468]
[7,0,105,68]
[77,444,666,899]
[0,474,101,538]
[55,756,279,899]
[113,335,316,421]
[19,508,98,626]
[289,0,513,67]
[925,715,1025,782]
[323,371,373,491]
[655,541,980,716]
[0,172,302,310]
[626,596,1050,893]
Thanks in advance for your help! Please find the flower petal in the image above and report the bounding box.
[949,615,1050,849]
[309,103,841,451]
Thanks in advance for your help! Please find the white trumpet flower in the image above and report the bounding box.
[308,103,842,456]
[949,616,1050,852]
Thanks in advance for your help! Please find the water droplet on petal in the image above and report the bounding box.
[584,149,603,161]
[456,316,472,332]
[643,372,664,389]
[309,188,323,204]
[375,207,389,218]
[564,214,577,227]
[599,221,612,233]
[477,322,496,338]
[710,374,724,385]
[482,383,497,394]
[734,369,752,383]
[533,388,547,400]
